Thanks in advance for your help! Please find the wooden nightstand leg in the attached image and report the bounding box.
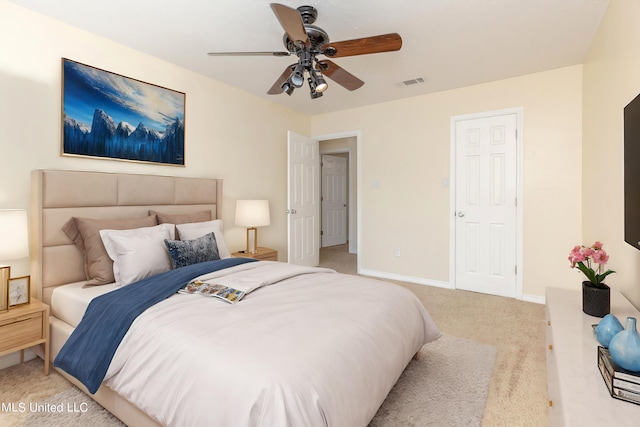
[44,346,49,375]
[20,349,24,364]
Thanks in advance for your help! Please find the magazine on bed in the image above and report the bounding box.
[179,280,245,304]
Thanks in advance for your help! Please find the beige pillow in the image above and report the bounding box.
[150,210,212,225]
[62,215,158,285]
[175,219,230,259]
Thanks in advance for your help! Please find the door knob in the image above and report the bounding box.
[457,211,465,217]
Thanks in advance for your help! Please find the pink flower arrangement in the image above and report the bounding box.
[568,241,615,288]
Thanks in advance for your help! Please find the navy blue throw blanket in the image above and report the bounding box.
[54,258,257,394]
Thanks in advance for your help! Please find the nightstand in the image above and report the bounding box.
[0,298,50,375]
[232,247,278,261]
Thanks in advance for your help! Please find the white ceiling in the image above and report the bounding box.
[10,0,609,115]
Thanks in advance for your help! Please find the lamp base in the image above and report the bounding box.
[246,227,258,253]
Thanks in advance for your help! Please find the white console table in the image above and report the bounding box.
[546,287,640,426]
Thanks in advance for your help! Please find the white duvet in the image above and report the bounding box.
[103,261,441,427]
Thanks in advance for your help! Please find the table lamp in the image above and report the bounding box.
[235,200,270,253]
[0,210,29,312]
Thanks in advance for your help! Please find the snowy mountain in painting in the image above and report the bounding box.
[63,109,184,165]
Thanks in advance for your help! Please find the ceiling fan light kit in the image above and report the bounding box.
[207,3,402,99]
[310,68,327,92]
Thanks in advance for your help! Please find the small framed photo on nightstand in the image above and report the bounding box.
[8,275,30,308]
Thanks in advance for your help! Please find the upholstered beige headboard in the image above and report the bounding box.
[30,170,223,305]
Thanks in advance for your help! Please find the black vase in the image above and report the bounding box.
[582,281,610,318]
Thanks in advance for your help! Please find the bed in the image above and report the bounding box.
[30,169,441,427]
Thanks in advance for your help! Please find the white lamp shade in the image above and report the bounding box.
[235,200,271,227]
[0,210,29,261]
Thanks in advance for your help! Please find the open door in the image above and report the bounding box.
[287,131,320,266]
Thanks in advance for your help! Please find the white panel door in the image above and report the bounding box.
[321,154,348,247]
[454,113,517,297]
[288,131,320,266]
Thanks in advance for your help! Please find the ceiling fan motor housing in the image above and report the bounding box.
[297,5,318,24]
[283,24,329,53]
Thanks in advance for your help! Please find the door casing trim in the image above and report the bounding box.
[313,130,361,273]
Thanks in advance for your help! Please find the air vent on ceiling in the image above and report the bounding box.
[400,77,425,86]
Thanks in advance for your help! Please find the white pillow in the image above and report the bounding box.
[175,219,230,259]
[100,223,175,286]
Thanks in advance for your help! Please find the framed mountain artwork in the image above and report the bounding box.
[61,58,185,166]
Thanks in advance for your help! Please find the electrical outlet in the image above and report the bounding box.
[394,247,401,257]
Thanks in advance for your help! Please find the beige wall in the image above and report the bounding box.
[3,0,620,307]
[583,0,640,308]
[311,65,584,300]
[0,1,310,272]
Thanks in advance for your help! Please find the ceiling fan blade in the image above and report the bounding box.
[270,3,309,46]
[267,64,296,95]
[317,60,364,91]
[322,33,402,58]
[207,51,290,57]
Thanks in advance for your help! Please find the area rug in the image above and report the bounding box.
[0,334,496,426]
[369,334,497,427]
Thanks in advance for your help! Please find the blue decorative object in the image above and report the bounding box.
[608,317,640,372]
[596,314,624,348]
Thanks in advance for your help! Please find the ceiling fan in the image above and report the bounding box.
[207,3,402,99]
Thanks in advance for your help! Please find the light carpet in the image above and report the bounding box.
[0,359,123,427]
[0,333,496,427]
[320,244,549,427]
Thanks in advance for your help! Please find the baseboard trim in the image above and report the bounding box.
[522,293,545,305]
[359,268,545,304]
[359,268,453,289]
[0,349,37,371]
